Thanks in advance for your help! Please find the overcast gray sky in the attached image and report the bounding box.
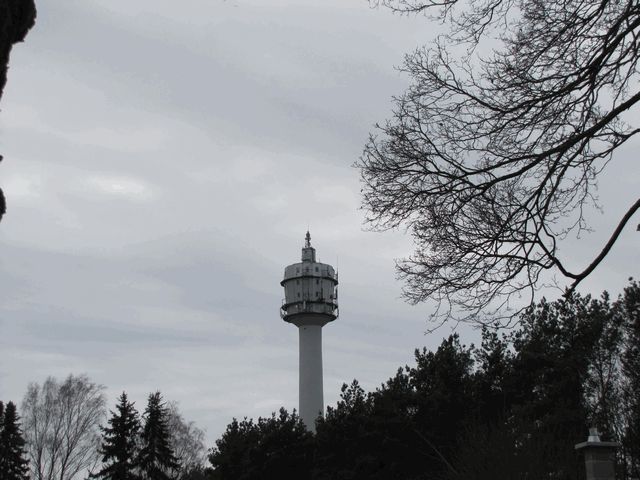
[1,0,638,443]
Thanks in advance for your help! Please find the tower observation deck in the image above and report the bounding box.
[280,232,339,431]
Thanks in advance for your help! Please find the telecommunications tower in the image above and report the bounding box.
[280,232,339,432]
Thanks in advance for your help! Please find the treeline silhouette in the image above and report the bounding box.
[1,280,638,480]
[211,280,640,480]
[2,383,207,480]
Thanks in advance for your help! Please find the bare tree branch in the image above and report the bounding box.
[21,374,106,480]
[359,0,640,324]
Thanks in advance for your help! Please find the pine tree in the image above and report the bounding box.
[0,401,30,480]
[138,392,180,480]
[93,392,141,480]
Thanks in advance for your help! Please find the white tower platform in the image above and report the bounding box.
[280,232,338,432]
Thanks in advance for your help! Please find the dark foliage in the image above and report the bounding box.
[209,408,313,480]
[179,466,213,480]
[313,337,475,480]
[210,280,640,479]
[358,0,640,322]
[620,280,640,478]
[0,0,36,98]
[93,392,141,480]
[0,185,5,222]
[0,401,30,480]
[138,392,180,480]
[314,380,390,479]
[0,0,37,223]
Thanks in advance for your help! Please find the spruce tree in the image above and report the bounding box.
[138,392,179,480]
[94,392,141,480]
[0,401,30,480]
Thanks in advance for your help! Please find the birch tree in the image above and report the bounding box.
[21,374,106,480]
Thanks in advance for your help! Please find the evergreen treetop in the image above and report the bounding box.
[0,401,30,480]
[138,391,180,480]
[93,392,141,480]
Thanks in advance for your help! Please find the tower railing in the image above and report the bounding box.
[280,299,339,320]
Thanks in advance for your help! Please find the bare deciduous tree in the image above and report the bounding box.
[359,0,640,323]
[21,374,106,480]
[166,402,207,480]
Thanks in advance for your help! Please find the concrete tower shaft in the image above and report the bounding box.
[298,322,323,431]
[280,232,338,431]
